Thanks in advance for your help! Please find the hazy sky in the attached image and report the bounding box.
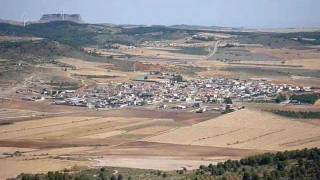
[0,0,319,28]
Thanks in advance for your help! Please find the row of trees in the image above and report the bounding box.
[290,93,319,104]
[274,110,320,119]
[19,167,124,180]
[275,92,319,104]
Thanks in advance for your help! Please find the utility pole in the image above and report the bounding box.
[133,62,136,72]
[22,13,27,27]
[61,9,65,21]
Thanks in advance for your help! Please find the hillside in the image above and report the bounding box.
[14,148,320,180]
[1,21,319,50]
[0,21,98,47]
[0,39,70,61]
[193,147,320,180]
[0,22,193,47]
[1,19,320,180]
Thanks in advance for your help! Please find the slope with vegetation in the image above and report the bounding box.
[0,22,196,48]
[0,21,97,47]
[14,148,320,180]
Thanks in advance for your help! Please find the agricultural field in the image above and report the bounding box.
[1,105,319,179]
[57,58,144,83]
[188,36,320,87]
[0,18,320,180]
[0,101,232,179]
[145,109,320,151]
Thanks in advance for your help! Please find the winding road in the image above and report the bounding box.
[207,40,220,60]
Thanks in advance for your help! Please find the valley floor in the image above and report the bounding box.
[0,100,319,179]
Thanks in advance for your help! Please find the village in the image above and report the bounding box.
[16,74,312,113]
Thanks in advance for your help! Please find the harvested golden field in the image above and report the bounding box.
[248,48,320,70]
[121,47,205,60]
[0,157,88,180]
[126,126,174,135]
[1,101,318,179]
[0,114,176,179]
[250,48,320,60]
[0,99,82,114]
[285,58,320,70]
[94,156,218,171]
[58,58,144,83]
[58,58,113,70]
[0,108,46,122]
[144,109,320,151]
[0,115,172,141]
[0,107,257,179]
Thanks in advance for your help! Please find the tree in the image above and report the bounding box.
[47,171,55,180]
[156,170,162,176]
[224,97,233,104]
[277,161,287,171]
[260,155,273,165]
[21,174,34,180]
[111,175,117,180]
[162,173,167,178]
[199,165,206,170]
[99,171,108,180]
[275,93,287,103]
[117,174,124,180]
[252,173,260,180]
[242,172,251,180]
[34,174,41,180]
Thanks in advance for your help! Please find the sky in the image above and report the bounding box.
[0,0,320,28]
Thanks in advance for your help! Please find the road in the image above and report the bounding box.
[206,40,220,60]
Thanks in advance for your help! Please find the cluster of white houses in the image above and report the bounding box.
[50,78,311,111]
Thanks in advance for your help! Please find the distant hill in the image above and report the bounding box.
[0,19,23,26]
[1,20,318,49]
[170,24,246,32]
[0,22,195,47]
[0,21,96,47]
[0,39,71,61]
[170,24,320,33]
